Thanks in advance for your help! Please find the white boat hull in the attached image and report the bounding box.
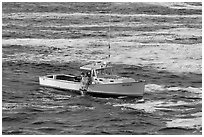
[88,82,144,97]
[39,76,144,97]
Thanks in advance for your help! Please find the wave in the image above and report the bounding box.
[53,95,72,101]
[3,12,202,20]
[113,99,201,113]
[36,127,61,133]
[2,129,24,135]
[2,112,32,123]
[166,117,202,130]
[67,105,95,111]
[31,104,64,110]
[145,84,202,94]
[151,2,202,10]
[2,116,21,122]
[2,102,28,111]
[3,128,47,135]
[113,98,201,131]
[113,100,162,113]
[158,127,196,135]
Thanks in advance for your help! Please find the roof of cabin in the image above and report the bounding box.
[80,61,112,70]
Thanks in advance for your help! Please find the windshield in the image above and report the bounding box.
[96,68,115,77]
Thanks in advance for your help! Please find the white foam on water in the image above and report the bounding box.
[68,105,95,111]
[3,12,201,20]
[54,95,72,100]
[68,105,80,109]
[191,112,202,117]
[2,102,28,111]
[113,99,201,114]
[113,101,164,113]
[145,84,202,94]
[166,117,202,129]
[2,38,92,48]
[145,84,165,93]
[167,86,202,94]
[33,104,64,110]
[150,2,202,10]
[111,43,202,74]
[2,38,202,74]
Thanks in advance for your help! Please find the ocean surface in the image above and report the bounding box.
[2,2,202,135]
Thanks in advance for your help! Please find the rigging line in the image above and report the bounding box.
[108,10,111,59]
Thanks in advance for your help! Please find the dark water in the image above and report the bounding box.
[2,57,202,135]
[2,2,202,135]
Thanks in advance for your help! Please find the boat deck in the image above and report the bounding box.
[45,74,82,82]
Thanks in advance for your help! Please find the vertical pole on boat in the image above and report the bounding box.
[108,10,111,59]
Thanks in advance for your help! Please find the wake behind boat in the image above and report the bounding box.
[39,61,145,97]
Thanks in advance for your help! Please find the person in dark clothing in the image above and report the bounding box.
[87,72,92,85]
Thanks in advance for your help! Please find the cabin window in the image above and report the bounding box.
[92,70,96,77]
[74,76,81,82]
[56,75,74,81]
[47,75,53,79]
[81,70,91,76]
[97,68,113,77]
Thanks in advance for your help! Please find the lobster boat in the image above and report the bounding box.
[39,61,145,97]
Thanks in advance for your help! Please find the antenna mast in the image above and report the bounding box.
[108,11,111,59]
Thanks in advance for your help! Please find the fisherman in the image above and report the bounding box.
[80,71,93,96]
[87,72,92,85]
[80,72,85,89]
[83,72,91,90]
[80,72,88,95]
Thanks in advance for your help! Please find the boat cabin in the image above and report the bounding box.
[80,61,114,77]
[80,61,119,84]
